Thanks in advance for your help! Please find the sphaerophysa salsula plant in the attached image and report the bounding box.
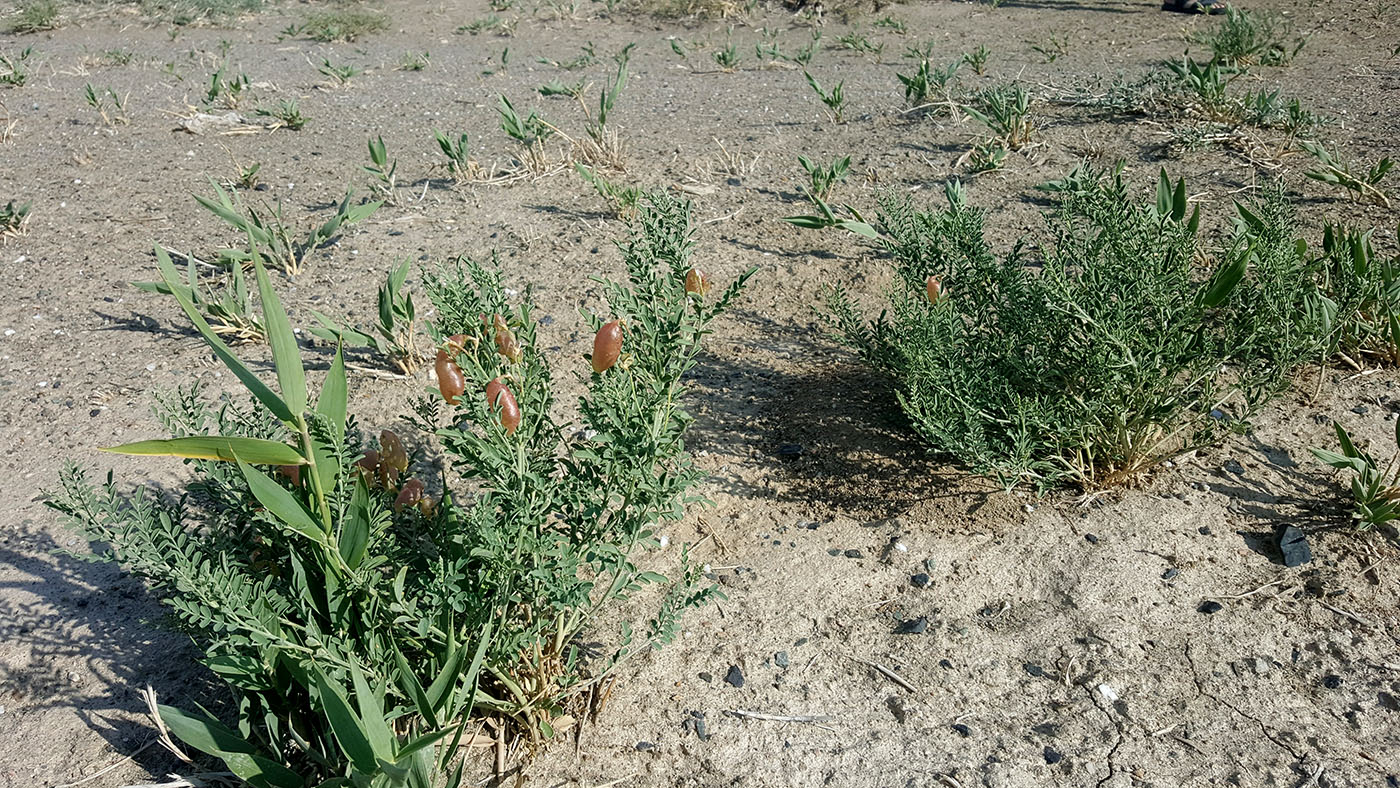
[50,192,751,787]
[310,260,421,375]
[194,181,382,276]
[1312,420,1400,530]
[812,169,1337,489]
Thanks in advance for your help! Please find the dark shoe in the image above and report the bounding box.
[1162,0,1229,13]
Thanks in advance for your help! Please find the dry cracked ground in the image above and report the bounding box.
[0,0,1398,785]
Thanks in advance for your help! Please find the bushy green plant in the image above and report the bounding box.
[49,192,750,786]
[0,46,34,86]
[255,99,307,130]
[195,182,381,276]
[8,0,57,33]
[898,58,960,109]
[818,170,1328,488]
[310,260,420,375]
[803,71,846,123]
[364,135,398,202]
[296,9,389,42]
[1312,420,1400,529]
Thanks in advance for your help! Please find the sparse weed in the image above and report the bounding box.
[498,94,553,146]
[254,98,306,130]
[204,62,249,108]
[311,260,420,374]
[1,199,31,241]
[962,45,991,75]
[432,129,484,182]
[1166,56,1237,120]
[965,83,1034,150]
[1312,421,1400,529]
[194,181,382,276]
[1031,34,1070,63]
[966,140,1009,172]
[874,15,907,34]
[899,58,961,109]
[1307,223,1400,367]
[1195,6,1306,67]
[1301,141,1394,208]
[836,30,883,58]
[804,71,846,123]
[297,9,389,42]
[8,0,58,33]
[791,29,821,66]
[576,162,641,218]
[397,51,430,71]
[539,77,584,98]
[0,47,33,87]
[135,252,264,344]
[459,13,516,35]
[714,41,741,71]
[235,161,261,190]
[798,154,850,202]
[317,58,362,85]
[538,41,598,71]
[83,83,128,126]
[364,135,398,203]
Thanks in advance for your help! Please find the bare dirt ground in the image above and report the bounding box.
[1,0,1398,785]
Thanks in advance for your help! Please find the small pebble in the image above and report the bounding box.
[1162,568,1180,581]
[1084,534,1099,544]
[1198,600,1224,614]
[910,572,931,588]
[635,741,655,751]
[1023,663,1046,678]
[843,549,864,559]
[1043,746,1063,765]
[1198,526,1213,536]
[774,651,789,669]
[951,723,971,737]
[725,665,745,688]
[1323,674,1343,689]
[698,672,712,683]
[895,616,928,635]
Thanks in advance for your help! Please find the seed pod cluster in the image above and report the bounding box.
[592,320,623,373]
[486,377,521,435]
[355,432,438,515]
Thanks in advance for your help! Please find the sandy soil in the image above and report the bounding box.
[1,0,1398,785]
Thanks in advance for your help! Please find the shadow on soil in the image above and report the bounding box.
[0,520,203,779]
[685,308,989,522]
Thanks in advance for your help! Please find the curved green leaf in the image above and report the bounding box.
[101,436,305,465]
[253,258,307,417]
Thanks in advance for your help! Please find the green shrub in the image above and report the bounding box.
[1312,420,1400,530]
[820,170,1328,489]
[1193,7,1306,67]
[49,192,751,785]
[1308,223,1400,366]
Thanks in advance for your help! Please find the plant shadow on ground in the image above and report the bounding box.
[0,520,201,779]
[686,308,997,523]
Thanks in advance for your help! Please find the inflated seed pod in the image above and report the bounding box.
[684,267,711,297]
[592,320,623,373]
[495,327,523,363]
[380,430,408,473]
[354,449,380,485]
[277,465,301,485]
[925,275,943,303]
[436,351,466,405]
[485,378,521,435]
[394,478,425,512]
[418,496,437,518]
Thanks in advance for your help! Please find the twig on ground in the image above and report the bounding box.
[1224,579,1286,600]
[724,709,836,725]
[851,656,917,693]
